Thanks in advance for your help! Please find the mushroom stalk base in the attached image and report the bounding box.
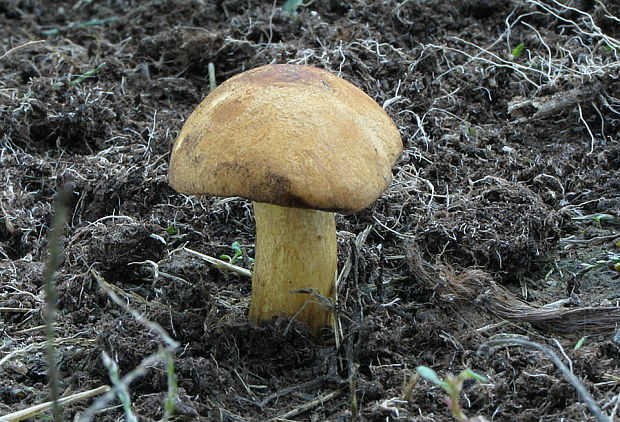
[250,202,337,337]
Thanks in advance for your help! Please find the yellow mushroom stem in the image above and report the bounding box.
[249,201,337,336]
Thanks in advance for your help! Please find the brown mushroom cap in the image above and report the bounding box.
[169,64,402,213]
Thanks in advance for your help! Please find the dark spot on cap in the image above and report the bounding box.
[211,96,247,124]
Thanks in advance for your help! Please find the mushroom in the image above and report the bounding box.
[169,64,402,336]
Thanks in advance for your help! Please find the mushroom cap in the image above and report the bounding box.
[169,64,402,213]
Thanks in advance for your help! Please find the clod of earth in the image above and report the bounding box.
[168,64,402,336]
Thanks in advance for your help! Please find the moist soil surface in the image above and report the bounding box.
[1,1,620,421]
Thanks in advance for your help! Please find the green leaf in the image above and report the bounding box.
[416,366,447,387]
[593,214,614,222]
[68,62,106,86]
[282,0,303,13]
[574,336,587,350]
[460,369,487,382]
[42,17,119,35]
[572,213,614,223]
[511,43,525,58]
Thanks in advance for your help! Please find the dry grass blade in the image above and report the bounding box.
[271,389,343,421]
[0,338,97,368]
[0,385,110,422]
[181,246,252,277]
[478,288,620,335]
[406,246,620,335]
[0,307,36,312]
[93,271,168,310]
[0,40,45,60]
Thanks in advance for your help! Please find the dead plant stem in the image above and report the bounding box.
[42,183,72,422]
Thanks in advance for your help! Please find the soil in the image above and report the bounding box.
[1,0,620,421]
